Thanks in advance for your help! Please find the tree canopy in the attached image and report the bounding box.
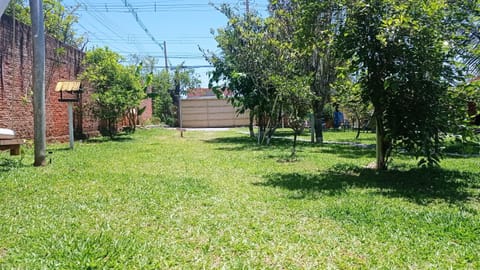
[146,63,200,127]
[81,47,146,137]
[339,0,476,169]
[6,0,84,47]
[209,0,478,170]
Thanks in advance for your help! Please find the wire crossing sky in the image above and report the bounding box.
[63,0,270,86]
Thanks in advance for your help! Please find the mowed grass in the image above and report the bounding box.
[0,128,479,269]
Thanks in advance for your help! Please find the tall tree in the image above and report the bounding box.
[6,0,84,47]
[171,64,201,127]
[206,5,283,144]
[340,0,473,169]
[271,0,344,144]
[81,47,146,137]
[266,7,313,154]
[151,69,174,126]
[333,65,373,139]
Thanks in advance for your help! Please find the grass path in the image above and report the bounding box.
[0,128,479,268]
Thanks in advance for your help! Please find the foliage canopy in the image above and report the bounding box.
[81,47,146,137]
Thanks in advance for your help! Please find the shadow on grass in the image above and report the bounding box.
[203,136,292,152]
[257,164,480,205]
[85,134,133,144]
[315,144,376,159]
[47,147,72,152]
[0,157,25,173]
[205,135,376,160]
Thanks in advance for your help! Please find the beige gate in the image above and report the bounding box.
[181,98,249,128]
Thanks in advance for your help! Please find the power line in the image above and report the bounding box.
[75,0,141,53]
[88,38,211,45]
[68,0,247,75]
[121,0,164,50]
[67,0,267,13]
[68,2,268,13]
[152,65,213,70]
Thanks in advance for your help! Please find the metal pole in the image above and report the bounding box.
[68,103,74,149]
[30,0,47,166]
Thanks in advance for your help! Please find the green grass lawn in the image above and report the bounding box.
[0,128,479,269]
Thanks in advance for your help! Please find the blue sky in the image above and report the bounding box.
[62,0,270,87]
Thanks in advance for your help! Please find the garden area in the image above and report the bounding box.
[1,0,479,268]
[0,128,478,268]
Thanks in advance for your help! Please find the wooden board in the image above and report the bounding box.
[0,138,24,155]
[0,138,24,146]
[0,134,15,139]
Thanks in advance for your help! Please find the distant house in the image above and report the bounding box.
[181,88,249,128]
[187,88,216,98]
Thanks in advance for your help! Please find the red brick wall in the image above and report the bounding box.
[0,15,99,141]
[139,98,153,124]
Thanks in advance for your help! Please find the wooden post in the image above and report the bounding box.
[179,97,183,129]
[68,102,74,149]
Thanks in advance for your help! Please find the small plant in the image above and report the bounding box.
[21,90,33,105]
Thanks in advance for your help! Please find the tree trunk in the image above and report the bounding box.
[291,133,297,157]
[266,127,276,145]
[257,114,265,144]
[108,118,116,139]
[258,128,264,144]
[314,113,323,143]
[249,110,255,138]
[313,100,325,144]
[310,113,315,143]
[375,114,388,170]
[356,118,361,140]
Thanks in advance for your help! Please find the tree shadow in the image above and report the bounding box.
[314,144,376,159]
[256,164,480,205]
[85,135,133,144]
[203,136,292,152]
[47,147,72,152]
[205,135,377,160]
[204,136,375,160]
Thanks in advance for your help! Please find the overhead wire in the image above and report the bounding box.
[68,0,268,72]
[121,0,164,51]
[74,0,142,54]
[67,1,268,13]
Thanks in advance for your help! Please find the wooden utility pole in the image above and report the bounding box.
[68,103,74,149]
[163,41,168,70]
[30,0,47,166]
[245,0,249,14]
